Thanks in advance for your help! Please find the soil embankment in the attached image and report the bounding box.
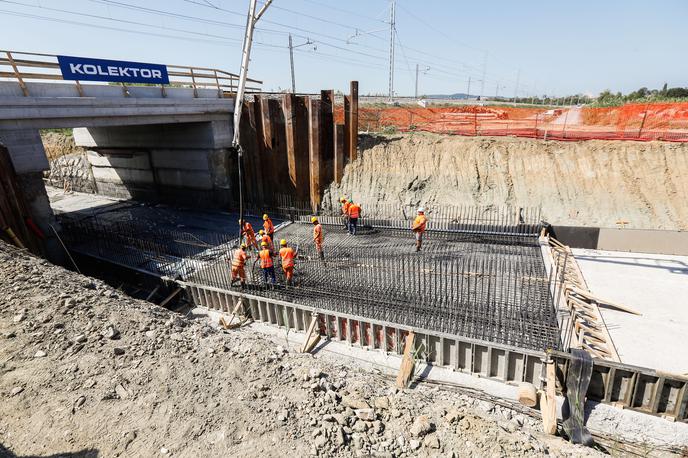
[324,134,688,230]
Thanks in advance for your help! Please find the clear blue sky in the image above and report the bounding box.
[1,0,686,97]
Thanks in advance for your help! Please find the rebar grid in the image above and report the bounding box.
[58,211,561,351]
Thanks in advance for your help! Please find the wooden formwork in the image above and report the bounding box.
[182,280,688,423]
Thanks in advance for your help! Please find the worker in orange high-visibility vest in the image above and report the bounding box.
[311,216,325,261]
[239,219,259,250]
[263,213,275,238]
[259,241,276,284]
[412,207,428,252]
[340,197,350,231]
[230,243,249,288]
[258,229,273,253]
[347,201,361,235]
[278,239,298,285]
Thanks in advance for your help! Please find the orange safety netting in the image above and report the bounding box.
[335,102,688,142]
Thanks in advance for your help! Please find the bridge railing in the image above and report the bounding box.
[0,50,262,98]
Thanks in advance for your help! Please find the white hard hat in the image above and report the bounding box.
[417,207,425,213]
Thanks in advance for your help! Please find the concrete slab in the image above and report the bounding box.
[572,248,688,374]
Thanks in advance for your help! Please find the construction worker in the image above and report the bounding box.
[311,216,325,260]
[258,229,273,252]
[340,197,350,231]
[239,219,259,250]
[412,207,428,252]
[230,243,249,288]
[259,241,276,285]
[347,200,362,235]
[278,239,297,285]
[263,213,275,238]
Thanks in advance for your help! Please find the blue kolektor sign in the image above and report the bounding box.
[57,55,169,84]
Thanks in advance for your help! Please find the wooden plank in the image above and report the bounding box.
[240,101,264,203]
[283,93,298,192]
[301,313,320,353]
[320,89,335,187]
[159,288,182,307]
[343,95,351,166]
[294,96,311,201]
[348,81,359,162]
[541,360,558,435]
[308,98,322,212]
[396,331,416,389]
[268,98,289,196]
[568,285,641,315]
[334,123,345,183]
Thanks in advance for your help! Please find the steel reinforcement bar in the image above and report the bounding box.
[182,281,688,423]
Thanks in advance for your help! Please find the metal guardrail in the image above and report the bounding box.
[0,50,262,97]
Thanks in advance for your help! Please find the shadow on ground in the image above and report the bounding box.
[0,445,98,458]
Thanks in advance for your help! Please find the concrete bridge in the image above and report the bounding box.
[0,50,261,259]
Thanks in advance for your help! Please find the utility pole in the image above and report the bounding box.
[288,34,314,94]
[479,51,487,100]
[466,76,471,99]
[414,64,429,99]
[513,69,520,102]
[232,0,272,238]
[289,34,295,94]
[415,63,418,99]
[387,0,396,102]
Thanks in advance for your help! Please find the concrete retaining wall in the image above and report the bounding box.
[551,225,688,255]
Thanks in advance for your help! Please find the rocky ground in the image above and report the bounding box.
[0,240,603,457]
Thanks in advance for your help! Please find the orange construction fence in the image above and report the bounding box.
[335,102,688,142]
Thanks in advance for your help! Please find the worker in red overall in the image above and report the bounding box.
[240,219,259,250]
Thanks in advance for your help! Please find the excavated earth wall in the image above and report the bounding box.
[323,133,688,230]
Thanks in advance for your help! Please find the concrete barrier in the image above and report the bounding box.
[551,225,688,256]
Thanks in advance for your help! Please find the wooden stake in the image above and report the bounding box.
[308,99,322,212]
[348,81,358,162]
[301,313,320,353]
[159,287,182,307]
[396,331,416,389]
[541,359,557,435]
[334,123,345,183]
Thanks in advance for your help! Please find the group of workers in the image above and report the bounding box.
[338,197,362,235]
[230,200,428,288]
[230,213,323,288]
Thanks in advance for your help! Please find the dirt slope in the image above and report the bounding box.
[0,241,601,457]
[324,133,688,230]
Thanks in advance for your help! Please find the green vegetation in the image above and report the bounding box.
[40,128,73,137]
[592,84,688,107]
